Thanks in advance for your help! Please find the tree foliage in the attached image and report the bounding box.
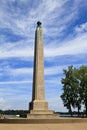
[79,66,87,116]
[61,65,87,116]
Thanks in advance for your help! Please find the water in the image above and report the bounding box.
[3,114,20,118]
[59,114,85,117]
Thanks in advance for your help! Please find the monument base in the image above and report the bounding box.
[28,100,59,119]
[27,113,59,119]
[29,110,53,114]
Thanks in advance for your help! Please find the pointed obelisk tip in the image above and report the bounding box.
[37,21,42,27]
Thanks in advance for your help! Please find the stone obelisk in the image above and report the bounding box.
[27,22,58,119]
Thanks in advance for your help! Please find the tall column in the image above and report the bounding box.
[29,22,50,113]
[32,21,45,101]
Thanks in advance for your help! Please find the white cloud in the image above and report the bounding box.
[48,97,68,112]
[0,97,12,110]
[0,97,28,110]
[75,22,87,33]
[10,67,33,76]
[45,65,66,75]
[0,80,32,85]
[45,33,87,57]
[0,0,84,60]
[0,97,5,103]
[0,0,78,38]
[0,40,34,58]
[0,32,87,59]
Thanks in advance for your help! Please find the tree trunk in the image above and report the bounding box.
[69,106,72,116]
[78,107,80,117]
[86,104,87,117]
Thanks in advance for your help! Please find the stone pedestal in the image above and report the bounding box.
[27,114,59,119]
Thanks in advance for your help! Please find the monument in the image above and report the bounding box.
[27,22,58,119]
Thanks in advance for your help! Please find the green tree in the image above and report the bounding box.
[61,66,79,115]
[61,65,87,117]
[78,65,87,117]
[74,68,82,116]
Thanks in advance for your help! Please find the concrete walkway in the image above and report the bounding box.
[0,123,87,130]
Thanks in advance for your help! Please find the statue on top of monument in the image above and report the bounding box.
[37,21,42,27]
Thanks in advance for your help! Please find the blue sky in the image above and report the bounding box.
[0,0,87,112]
